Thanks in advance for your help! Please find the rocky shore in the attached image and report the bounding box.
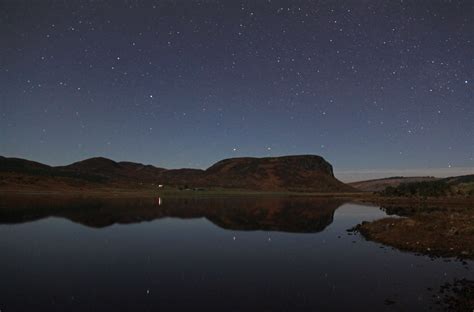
[355,207,474,260]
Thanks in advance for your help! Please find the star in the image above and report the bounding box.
[1,0,471,176]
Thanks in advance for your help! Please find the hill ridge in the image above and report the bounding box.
[0,154,354,193]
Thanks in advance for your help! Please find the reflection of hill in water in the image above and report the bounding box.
[0,196,346,233]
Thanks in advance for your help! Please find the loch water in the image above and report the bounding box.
[0,196,472,311]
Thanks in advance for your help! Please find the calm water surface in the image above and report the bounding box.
[0,196,472,311]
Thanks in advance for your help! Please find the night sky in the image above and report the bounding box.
[1,1,472,181]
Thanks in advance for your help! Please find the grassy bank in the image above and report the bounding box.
[0,187,366,199]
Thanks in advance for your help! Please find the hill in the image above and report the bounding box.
[0,155,355,193]
[349,176,438,192]
[204,155,354,192]
[379,175,474,197]
[59,157,167,182]
[0,155,53,173]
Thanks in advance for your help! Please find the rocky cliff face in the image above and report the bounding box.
[204,155,353,192]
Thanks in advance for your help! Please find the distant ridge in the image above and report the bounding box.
[0,155,355,193]
[349,176,438,192]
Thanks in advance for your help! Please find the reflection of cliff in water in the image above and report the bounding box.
[0,196,346,233]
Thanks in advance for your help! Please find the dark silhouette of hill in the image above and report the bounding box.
[0,155,52,173]
[58,157,167,181]
[349,176,438,192]
[379,175,474,197]
[203,155,353,192]
[0,155,355,193]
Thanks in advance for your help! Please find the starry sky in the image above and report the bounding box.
[1,0,473,181]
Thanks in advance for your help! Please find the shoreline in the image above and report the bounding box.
[1,187,474,202]
[353,202,474,261]
[0,187,367,199]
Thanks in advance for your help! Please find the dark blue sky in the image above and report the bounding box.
[1,0,472,180]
